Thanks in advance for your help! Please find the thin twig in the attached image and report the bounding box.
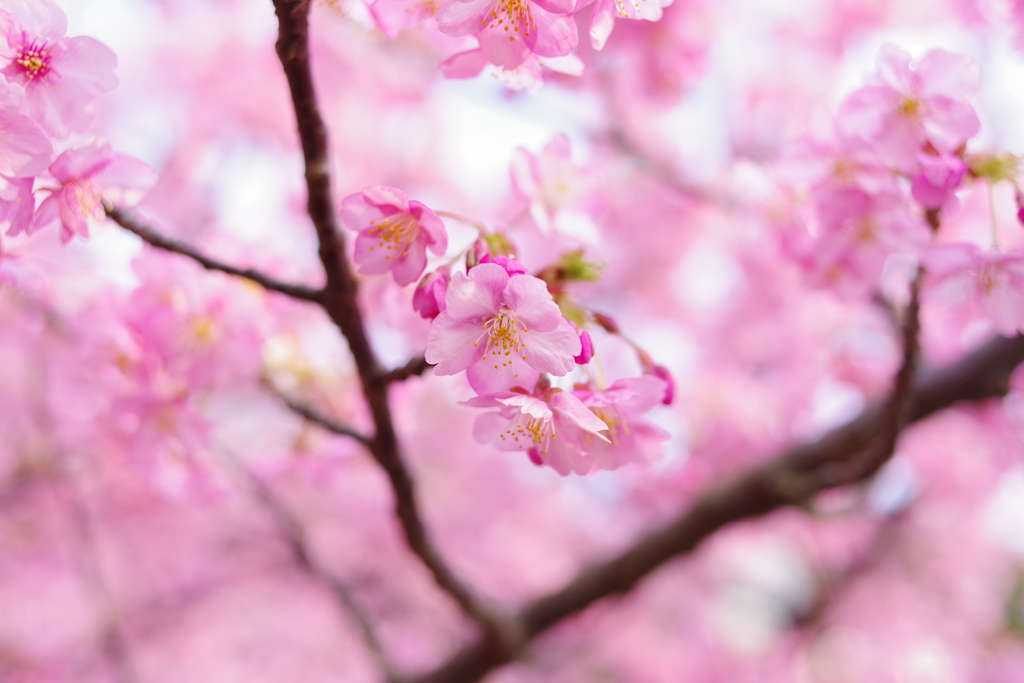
[239,463,396,681]
[381,356,433,385]
[276,391,373,446]
[271,0,504,640]
[106,206,324,303]
[408,332,1024,683]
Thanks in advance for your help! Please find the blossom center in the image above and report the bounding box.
[367,213,418,260]
[499,411,557,455]
[481,0,534,41]
[478,308,529,373]
[591,406,630,446]
[13,37,54,81]
[897,96,921,119]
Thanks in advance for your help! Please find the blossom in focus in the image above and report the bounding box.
[572,375,670,470]
[35,140,156,243]
[340,186,448,287]
[436,0,578,70]
[464,387,609,475]
[425,261,580,395]
[837,45,979,174]
[0,0,117,138]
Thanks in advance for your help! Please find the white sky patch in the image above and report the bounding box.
[982,467,1024,557]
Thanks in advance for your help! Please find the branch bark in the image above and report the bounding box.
[271,0,504,640]
[107,207,324,303]
[275,391,373,446]
[408,332,1024,683]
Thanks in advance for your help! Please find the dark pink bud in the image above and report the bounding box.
[482,255,529,276]
[651,365,675,405]
[574,330,593,364]
[412,266,449,319]
[1016,191,1024,228]
[527,446,544,466]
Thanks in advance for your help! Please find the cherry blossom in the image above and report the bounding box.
[464,387,609,475]
[34,140,156,242]
[425,261,581,394]
[0,0,117,138]
[339,186,448,286]
[435,0,578,70]
[571,375,670,470]
[924,243,1024,335]
[837,45,980,173]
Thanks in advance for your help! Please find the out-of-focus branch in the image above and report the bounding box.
[106,207,324,303]
[408,332,1024,683]
[56,474,140,683]
[381,356,433,385]
[275,391,373,446]
[241,465,395,681]
[271,0,504,641]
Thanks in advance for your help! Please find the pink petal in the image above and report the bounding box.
[528,6,578,58]
[439,49,488,79]
[916,49,979,99]
[425,311,487,374]
[436,0,495,37]
[361,185,410,212]
[468,357,539,394]
[391,237,427,286]
[521,318,580,375]
[503,273,562,331]
[409,200,448,253]
[0,110,51,177]
[551,390,608,436]
[445,263,506,321]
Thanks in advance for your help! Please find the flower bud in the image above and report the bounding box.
[574,329,593,364]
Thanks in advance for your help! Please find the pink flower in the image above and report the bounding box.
[0,0,118,138]
[35,140,156,242]
[572,376,670,470]
[510,134,598,241]
[803,185,930,296]
[923,243,1024,335]
[425,262,581,395]
[339,186,448,286]
[464,387,609,475]
[837,45,980,173]
[436,0,578,71]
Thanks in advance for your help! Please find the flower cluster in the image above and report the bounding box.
[370,0,674,80]
[338,175,671,475]
[0,0,152,249]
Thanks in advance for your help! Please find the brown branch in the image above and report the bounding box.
[381,356,433,384]
[408,332,1024,683]
[275,391,373,446]
[240,464,395,681]
[271,0,504,640]
[106,207,324,303]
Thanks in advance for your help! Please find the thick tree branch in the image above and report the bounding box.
[271,0,504,640]
[408,332,1024,683]
[106,207,324,303]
